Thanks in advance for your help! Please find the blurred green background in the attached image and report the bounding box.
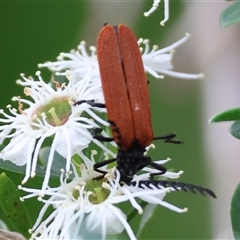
[0,1,215,239]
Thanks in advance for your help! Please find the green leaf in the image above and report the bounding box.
[0,159,61,179]
[0,160,27,176]
[230,121,240,140]
[209,108,240,122]
[0,173,31,239]
[0,146,66,179]
[231,182,240,239]
[220,2,240,28]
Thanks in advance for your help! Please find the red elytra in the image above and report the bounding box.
[97,24,153,151]
[93,23,170,184]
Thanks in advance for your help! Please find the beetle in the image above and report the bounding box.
[77,23,182,184]
[75,24,216,199]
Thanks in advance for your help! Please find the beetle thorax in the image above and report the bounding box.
[116,142,151,183]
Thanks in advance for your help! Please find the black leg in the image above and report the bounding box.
[93,158,117,178]
[74,99,106,108]
[153,133,183,144]
[149,161,167,179]
[91,128,114,142]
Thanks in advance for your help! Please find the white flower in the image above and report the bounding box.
[0,71,114,193]
[139,33,204,79]
[38,41,99,82]
[20,156,186,240]
[38,33,203,84]
[144,0,169,26]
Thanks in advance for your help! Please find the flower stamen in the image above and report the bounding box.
[48,107,62,126]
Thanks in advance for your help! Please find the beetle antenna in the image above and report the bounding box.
[129,180,216,198]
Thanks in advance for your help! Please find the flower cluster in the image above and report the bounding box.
[39,33,202,81]
[0,70,114,193]
[0,28,202,239]
[20,157,186,240]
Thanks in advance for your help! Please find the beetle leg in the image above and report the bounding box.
[154,133,183,144]
[74,99,106,108]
